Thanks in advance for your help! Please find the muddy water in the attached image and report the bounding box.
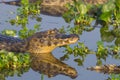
[0,3,120,80]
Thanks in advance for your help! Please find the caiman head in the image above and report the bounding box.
[27,28,79,53]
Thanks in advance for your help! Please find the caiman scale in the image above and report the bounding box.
[0,28,79,53]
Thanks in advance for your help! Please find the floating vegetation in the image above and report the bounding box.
[107,74,120,80]
[68,25,94,35]
[63,0,120,27]
[60,2,120,65]
[8,0,41,39]
[61,41,120,65]
[0,50,30,79]
[60,42,92,66]
[0,50,30,69]
[0,66,30,80]
[1,29,17,37]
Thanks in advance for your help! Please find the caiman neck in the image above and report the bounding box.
[0,34,28,53]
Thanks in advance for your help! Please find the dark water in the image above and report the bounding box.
[0,3,120,80]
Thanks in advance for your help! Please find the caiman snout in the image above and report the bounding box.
[55,34,79,46]
[68,34,79,44]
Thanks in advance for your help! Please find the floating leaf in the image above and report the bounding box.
[13,56,18,62]
[79,4,88,15]
[115,0,120,8]
[102,2,115,13]
[2,30,17,36]
[97,41,104,46]
[100,12,111,22]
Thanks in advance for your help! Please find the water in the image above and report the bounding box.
[0,3,120,80]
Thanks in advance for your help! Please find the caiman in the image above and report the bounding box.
[87,64,120,74]
[0,28,79,78]
[0,28,79,53]
[0,0,108,16]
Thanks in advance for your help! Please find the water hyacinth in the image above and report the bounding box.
[63,0,120,27]
[0,50,30,69]
[61,41,120,65]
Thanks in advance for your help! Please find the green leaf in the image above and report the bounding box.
[116,0,120,8]
[116,12,120,23]
[97,41,104,46]
[100,12,111,22]
[13,56,18,62]
[102,2,115,13]
[21,0,29,5]
[2,30,17,36]
[79,4,88,15]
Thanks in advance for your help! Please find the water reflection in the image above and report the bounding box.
[0,0,68,16]
[87,64,120,74]
[0,66,29,80]
[30,53,77,79]
[0,52,77,80]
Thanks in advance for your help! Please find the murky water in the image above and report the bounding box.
[0,3,120,80]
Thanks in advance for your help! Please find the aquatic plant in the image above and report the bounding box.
[0,50,30,69]
[107,74,120,80]
[8,0,41,38]
[0,64,29,80]
[63,0,94,26]
[0,50,30,80]
[61,41,120,65]
[60,42,92,66]
[1,29,17,36]
[63,0,120,27]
